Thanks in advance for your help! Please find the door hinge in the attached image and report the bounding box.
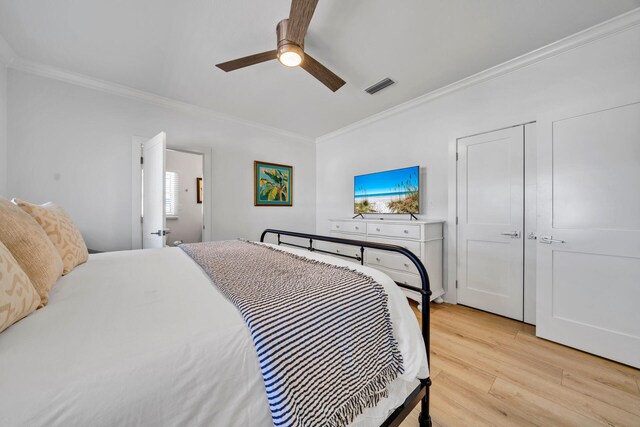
[456,216,458,225]
[140,156,144,165]
[455,280,458,289]
[456,152,459,161]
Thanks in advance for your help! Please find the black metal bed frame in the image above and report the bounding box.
[260,229,432,427]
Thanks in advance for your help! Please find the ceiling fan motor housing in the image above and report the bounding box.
[277,19,304,64]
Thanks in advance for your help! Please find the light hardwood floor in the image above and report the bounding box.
[400,302,640,427]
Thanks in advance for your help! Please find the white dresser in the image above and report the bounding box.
[319,218,445,304]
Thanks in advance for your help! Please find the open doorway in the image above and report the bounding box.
[131,135,212,250]
[165,149,204,246]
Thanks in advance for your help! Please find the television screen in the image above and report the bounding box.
[354,166,419,214]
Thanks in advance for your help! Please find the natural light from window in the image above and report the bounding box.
[165,171,179,217]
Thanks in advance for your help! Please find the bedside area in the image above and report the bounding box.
[319,218,445,304]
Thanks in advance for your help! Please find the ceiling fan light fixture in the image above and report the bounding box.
[278,46,304,67]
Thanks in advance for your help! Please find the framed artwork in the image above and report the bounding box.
[254,161,292,206]
[196,177,203,204]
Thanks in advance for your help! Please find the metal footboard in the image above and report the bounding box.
[260,229,432,427]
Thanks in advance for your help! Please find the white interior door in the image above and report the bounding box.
[537,102,640,367]
[142,132,167,249]
[457,126,524,320]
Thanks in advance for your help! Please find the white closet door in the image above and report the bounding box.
[457,127,524,320]
[537,102,640,367]
[142,132,167,249]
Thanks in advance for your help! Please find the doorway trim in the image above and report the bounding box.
[131,137,213,249]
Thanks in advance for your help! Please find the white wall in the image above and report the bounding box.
[0,65,7,196]
[316,26,640,300]
[165,149,204,245]
[7,70,316,251]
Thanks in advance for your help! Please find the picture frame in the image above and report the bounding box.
[254,161,293,206]
[196,177,203,204]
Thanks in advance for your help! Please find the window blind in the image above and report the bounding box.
[165,171,179,217]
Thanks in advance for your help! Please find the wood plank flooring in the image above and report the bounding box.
[400,302,640,427]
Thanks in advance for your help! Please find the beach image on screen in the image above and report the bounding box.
[354,166,419,214]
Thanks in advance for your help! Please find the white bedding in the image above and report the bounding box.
[0,243,428,427]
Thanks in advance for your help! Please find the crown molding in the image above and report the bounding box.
[316,7,640,143]
[2,7,638,143]
[0,33,16,67]
[7,57,314,143]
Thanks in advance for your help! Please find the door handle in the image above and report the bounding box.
[500,231,521,238]
[540,235,565,244]
[150,230,171,236]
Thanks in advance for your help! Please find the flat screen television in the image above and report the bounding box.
[354,166,419,214]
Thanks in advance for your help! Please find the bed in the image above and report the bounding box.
[0,230,432,427]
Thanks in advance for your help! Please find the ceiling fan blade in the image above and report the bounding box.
[300,53,346,92]
[216,50,277,72]
[288,0,319,45]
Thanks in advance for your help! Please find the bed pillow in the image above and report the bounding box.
[0,241,41,332]
[13,199,89,275]
[0,197,63,305]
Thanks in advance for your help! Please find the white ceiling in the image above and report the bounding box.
[0,0,638,137]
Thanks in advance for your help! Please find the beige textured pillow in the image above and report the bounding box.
[14,199,89,275]
[0,197,63,305]
[0,241,41,332]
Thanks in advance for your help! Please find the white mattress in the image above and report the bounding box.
[0,243,428,427]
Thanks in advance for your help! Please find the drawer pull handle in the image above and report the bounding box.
[376,228,381,232]
[403,263,409,268]
[376,257,380,262]
[403,230,409,234]
[336,225,340,228]
[336,249,340,253]
[355,226,359,230]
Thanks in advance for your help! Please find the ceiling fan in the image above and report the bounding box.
[216,0,346,92]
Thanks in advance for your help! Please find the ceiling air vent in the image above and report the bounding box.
[365,78,395,95]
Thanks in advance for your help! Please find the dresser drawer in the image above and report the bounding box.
[316,242,361,259]
[372,265,422,290]
[333,244,362,258]
[330,231,366,244]
[365,235,421,257]
[366,249,419,275]
[331,221,366,234]
[323,233,365,258]
[367,222,422,239]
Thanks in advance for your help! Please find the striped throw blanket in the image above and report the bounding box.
[180,240,404,427]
